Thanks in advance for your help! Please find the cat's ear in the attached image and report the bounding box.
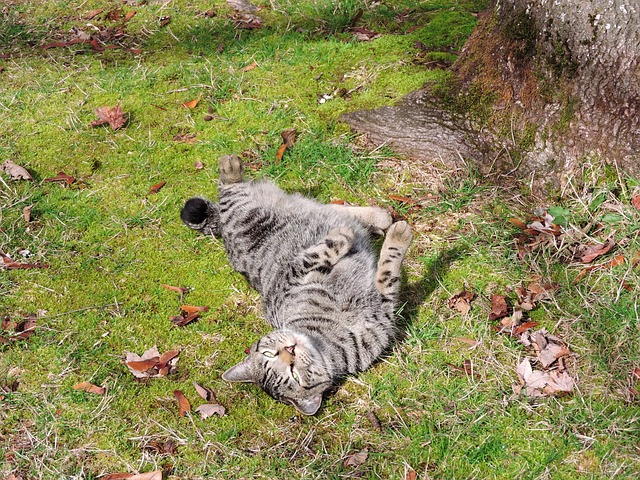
[222,360,256,383]
[292,394,322,416]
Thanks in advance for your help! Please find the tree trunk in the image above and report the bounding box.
[345,0,640,195]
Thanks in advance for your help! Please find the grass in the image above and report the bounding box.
[1,0,640,478]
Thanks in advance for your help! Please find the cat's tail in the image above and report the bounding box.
[180,197,220,237]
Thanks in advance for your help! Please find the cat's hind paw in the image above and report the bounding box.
[219,154,244,184]
[386,221,413,250]
[325,227,355,258]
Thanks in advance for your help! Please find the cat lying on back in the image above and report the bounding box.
[181,155,412,415]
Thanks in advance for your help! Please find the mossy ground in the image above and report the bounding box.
[1,1,639,479]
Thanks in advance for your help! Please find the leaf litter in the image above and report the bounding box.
[193,381,227,418]
[447,289,475,315]
[1,160,32,180]
[90,105,127,130]
[124,346,179,379]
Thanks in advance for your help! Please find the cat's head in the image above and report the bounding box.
[222,330,332,415]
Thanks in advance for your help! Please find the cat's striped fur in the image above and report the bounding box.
[181,154,412,415]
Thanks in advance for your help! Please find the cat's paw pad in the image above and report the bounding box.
[387,221,413,248]
[219,154,244,184]
[326,227,354,253]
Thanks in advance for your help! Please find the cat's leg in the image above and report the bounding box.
[328,204,392,235]
[297,227,355,275]
[180,197,220,236]
[219,154,244,184]
[376,221,413,300]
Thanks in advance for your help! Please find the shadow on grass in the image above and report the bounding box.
[396,242,468,337]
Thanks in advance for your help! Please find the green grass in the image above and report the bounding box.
[2,1,640,478]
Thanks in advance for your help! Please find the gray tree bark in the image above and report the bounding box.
[344,0,640,194]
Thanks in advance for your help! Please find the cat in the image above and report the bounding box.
[181,154,412,415]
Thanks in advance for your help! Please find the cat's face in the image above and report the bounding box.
[222,330,332,415]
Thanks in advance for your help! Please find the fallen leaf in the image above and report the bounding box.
[538,342,570,368]
[159,16,172,27]
[447,290,475,314]
[0,314,38,344]
[84,8,104,20]
[43,171,75,185]
[489,294,508,320]
[452,337,478,347]
[1,254,49,270]
[174,389,191,417]
[405,470,417,480]
[633,367,640,380]
[90,105,127,130]
[509,217,527,229]
[126,357,160,372]
[241,60,258,72]
[161,284,189,295]
[171,311,200,327]
[343,449,368,468]
[513,321,539,335]
[149,181,166,194]
[631,194,640,211]
[100,474,134,480]
[180,305,209,314]
[73,381,106,395]
[143,439,178,455]
[193,381,216,402]
[182,98,199,109]
[351,26,381,41]
[124,11,137,22]
[388,194,420,205]
[195,403,226,419]
[543,370,574,395]
[281,128,297,148]
[231,12,262,29]
[275,143,287,162]
[227,0,258,13]
[194,161,204,170]
[579,237,615,263]
[173,133,197,143]
[124,346,179,379]
[1,160,32,180]
[366,410,382,432]
[129,472,163,480]
[573,254,625,283]
[23,205,33,222]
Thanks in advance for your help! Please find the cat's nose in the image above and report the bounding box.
[284,345,296,355]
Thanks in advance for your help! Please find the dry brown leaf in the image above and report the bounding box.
[180,305,209,314]
[1,254,49,270]
[149,181,166,194]
[161,284,188,295]
[580,237,615,263]
[173,133,197,143]
[126,357,160,372]
[242,60,258,72]
[193,381,216,402]
[405,470,417,480]
[543,370,574,395]
[124,346,179,379]
[447,290,475,314]
[631,194,640,211]
[281,128,297,148]
[100,474,134,480]
[84,8,104,20]
[182,98,199,109]
[124,11,136,22]
[538,342,570,368]
[513,321,539,335]
[632,367,640,380]
[1,160,33,180]
[129,472,163,480]
[23,205,33,222]
[509,217,527,229]
[573,254,625,283]
[452,337,478,347]
[366,410,382,432]
[227,0,258,13]
[231,12,262,29]
[91,105,127,130]
[489,294,508,320]
[43,171,75,185]
[194,161,204,170]
[275,143,287,162]
[73,381,106,395]
[159,16,171,27]
[195,403,226,419]
[174,389,191,417]
[343,449,368,468]
[143,439,178,455]
[157,349,180,368]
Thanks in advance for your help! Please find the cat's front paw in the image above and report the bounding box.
[219,154,244,184]
[325,227,355,256]
[387,221,413,249]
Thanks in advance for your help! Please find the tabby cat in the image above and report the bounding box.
[181,155,412,415]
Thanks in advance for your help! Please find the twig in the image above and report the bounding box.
[36,302,119,320]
